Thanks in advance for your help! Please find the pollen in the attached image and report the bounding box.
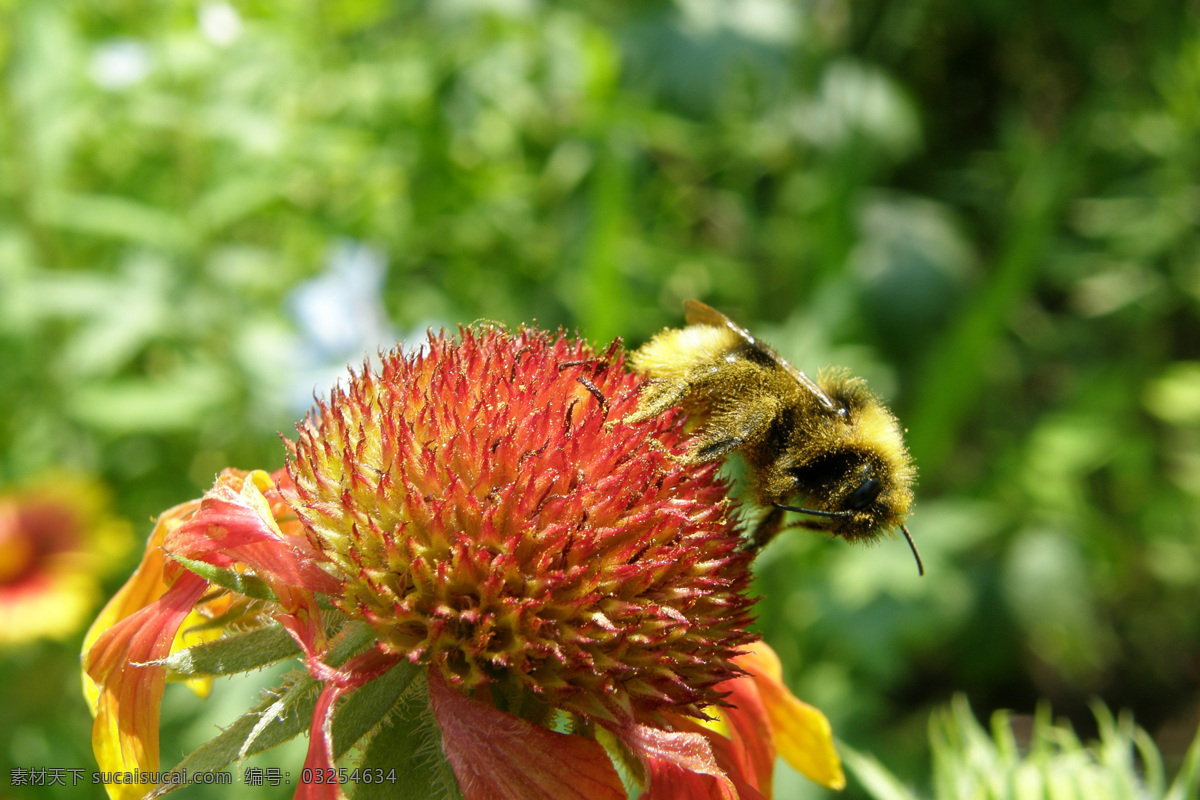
[286,326,755,723]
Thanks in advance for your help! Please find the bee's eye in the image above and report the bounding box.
[846,477,881,510]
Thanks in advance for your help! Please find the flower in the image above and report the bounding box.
[0,474,132,646]
[82,325,843,799]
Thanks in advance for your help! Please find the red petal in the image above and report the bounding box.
[643,752,767,800]
[82,498,201,714]
[274,594,329,661]
[167,469,340,603]
[294,684,347,800]
[657,714,770,800]
[293,650,401,800]
[712,666,776,795]
[427,670,626,800]
[608,721,739,800]
[84,570,210,788]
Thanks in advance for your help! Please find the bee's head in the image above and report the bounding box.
[781,452,921,573]
[830,459,911,535]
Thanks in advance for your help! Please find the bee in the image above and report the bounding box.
[623,300,921,574]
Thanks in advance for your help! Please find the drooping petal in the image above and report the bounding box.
[274,591,330,662]
[644,751,767,800]
[610,720,739,800]
[166,469,341,607]
[738,642,845,790]
[295,684,347,800]
[80,468,339,800]
[704,665,776,797]
[81,498,201,714]
[651,713,771,800]
[295,646,401,800]
[427,669,626,800]
[85,570,209,800]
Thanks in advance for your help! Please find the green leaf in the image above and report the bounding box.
[840,742,920,800]
[350,675,461,800]
[158,623,301,679]
[152,670,321,797]
[190,176,283,235]
[1164,723,1200,800]
[594,723,646,800]
[332,660,422,760]
[325,620,379,667]
[169,554,280,602]
[151,620,378,797]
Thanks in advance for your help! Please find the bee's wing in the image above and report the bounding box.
[682,300,841,413]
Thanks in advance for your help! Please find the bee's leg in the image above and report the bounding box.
[574,375,609,416]
[642,430,742,466]
[687,397,780,462]
[618,380,688,427]
[741,506,833,553]
[741,506,786,553]
[692,435,745,462]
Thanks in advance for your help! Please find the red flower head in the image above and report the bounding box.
[82,325,843,800]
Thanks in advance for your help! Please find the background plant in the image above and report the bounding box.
[844,696,1200,800]
[1,1,1197,798]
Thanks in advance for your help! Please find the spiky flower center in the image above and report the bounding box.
[286,327,754,722]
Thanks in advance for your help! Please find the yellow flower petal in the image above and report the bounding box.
[82,469,305,800]
[740,642,846,791]
[81,498,211,800]
[172,607,224,698]
[82,499,198,712]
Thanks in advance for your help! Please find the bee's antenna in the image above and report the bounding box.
[900,524,924,577]
[776,504,926,577]
[773,503,848,519]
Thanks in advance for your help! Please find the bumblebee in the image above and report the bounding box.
[623,300,921,574]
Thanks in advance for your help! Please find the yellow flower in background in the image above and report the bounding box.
[0,474,132,646]
[81,326,844,800]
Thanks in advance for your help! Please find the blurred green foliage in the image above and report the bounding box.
[1,0,1198,798]
[845,696,1200,800]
